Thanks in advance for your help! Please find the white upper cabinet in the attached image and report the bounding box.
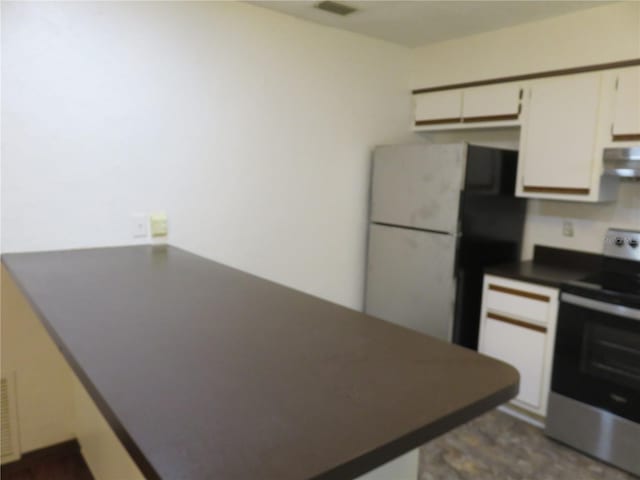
[612,66,640,141]
[517,72,617,202]
[411,62,633,202]
[413,83,522,130]
[414,90,462,126]
[520,73,600,192]
[462,83,522,122]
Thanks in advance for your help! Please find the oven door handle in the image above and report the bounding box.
[561,293,640,321]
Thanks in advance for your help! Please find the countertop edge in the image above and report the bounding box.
[312,380,518,479]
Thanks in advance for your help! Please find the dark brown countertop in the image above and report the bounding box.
[484,245,602,288]
[2,245,518,480]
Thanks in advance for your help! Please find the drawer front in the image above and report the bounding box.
[486,282,552,325]
[481,316,546,409]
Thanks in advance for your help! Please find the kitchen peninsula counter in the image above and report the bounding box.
[2,245,518,480]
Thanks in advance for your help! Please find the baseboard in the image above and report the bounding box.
[498,404,545,429]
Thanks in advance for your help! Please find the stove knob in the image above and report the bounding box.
[629,239,639,249]
[615,237,625,246]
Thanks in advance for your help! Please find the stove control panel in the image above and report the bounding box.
[604,228,640,261]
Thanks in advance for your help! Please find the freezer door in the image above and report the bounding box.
[370,144,466,233]
[365,224,456,340]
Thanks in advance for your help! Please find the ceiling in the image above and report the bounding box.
[249,1,610,48]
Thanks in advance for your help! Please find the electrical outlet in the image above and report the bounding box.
[562,220,574,237]
[131,214,148,238]
[150,212,168,237]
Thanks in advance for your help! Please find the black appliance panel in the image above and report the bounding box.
[452,146,527,350]
[552,299,640,423]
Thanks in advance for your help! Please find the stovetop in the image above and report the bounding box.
[562,229,640,309]
[564,271,640,308]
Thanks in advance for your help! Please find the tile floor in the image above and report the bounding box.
[3,409,636,480]
[419,409,637,480]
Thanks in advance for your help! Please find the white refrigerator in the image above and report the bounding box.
[364,143,526,346]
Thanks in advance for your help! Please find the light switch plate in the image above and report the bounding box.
[131,214,148,238]
[562,220,574,237]
[150,212,168,237]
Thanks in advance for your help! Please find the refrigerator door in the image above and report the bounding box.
[370,144,466,234]
[365,223,456,340]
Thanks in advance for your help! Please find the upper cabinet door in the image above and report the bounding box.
[462,83,522,123]
[612,67,640,141]
[519,73,601,196]
[414,90,462,126]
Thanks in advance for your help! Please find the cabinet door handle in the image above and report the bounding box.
[487,312,547,333]
[462,113,519,123]
[612,133,640,142]
[522,185,590,195]
[415,117,461,126]
[489,284,550,302]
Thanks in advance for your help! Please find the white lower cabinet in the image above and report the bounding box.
[478,275,558,418]
[482,317,546,409]
[355,450,418,480]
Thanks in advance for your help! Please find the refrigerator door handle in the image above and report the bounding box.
[451,270,465,343]
[370,221,454,236]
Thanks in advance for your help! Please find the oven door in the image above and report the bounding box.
[552,293,640,423]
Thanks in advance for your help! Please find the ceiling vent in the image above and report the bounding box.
[315,1,357,16]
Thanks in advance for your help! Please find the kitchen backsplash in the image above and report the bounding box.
[522,181,640,259]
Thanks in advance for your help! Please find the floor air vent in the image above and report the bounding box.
[1,375,21,464]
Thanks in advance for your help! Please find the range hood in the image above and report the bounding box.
[604,147,640,178]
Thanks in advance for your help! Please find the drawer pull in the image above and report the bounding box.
[489,284,550,302]
[487,312,547,333]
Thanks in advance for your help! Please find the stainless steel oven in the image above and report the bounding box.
[546,229,640,476]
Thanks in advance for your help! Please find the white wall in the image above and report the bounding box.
[411,2,640,258]
[411,2,640,89]
[523,185,640,255]
[1,0,414,309]
[1,0,414,457]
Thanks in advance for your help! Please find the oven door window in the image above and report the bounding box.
[582,323,640,391]
[552,300,640,423]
